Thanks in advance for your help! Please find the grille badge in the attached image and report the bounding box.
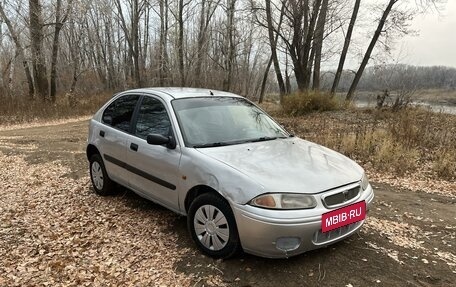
[343,190,349,202]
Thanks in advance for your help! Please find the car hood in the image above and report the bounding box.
[196,138,363,195]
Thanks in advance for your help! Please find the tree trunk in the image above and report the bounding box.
[50,22,63,103]
[50,0,70,102]
[195,0,219,87]
[312,0,328,90]
[346,0,398,101]
[177,0,185,86]
[141,5,150,85]
[0,3,34,99]
[258,55,273,104]
[195,0,207,86]
[132,0,141,87]
[305,41,317,89]
[331,0,361,96]
[105,17,116,88]
[299,0,321,91]
[114,0,142,87]
[67,21,80,95]
[223,0,236,91]
[265,0,286,101]
[29,0,48,100]
[159,0,169,86]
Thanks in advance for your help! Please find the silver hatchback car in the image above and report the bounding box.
[87,88,374,258]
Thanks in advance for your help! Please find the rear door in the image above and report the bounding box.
[99,94,140,186]
[125,95,182,212]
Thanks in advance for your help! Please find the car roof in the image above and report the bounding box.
[124,87,243,100]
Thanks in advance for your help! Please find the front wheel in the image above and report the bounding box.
[187,193,241,259]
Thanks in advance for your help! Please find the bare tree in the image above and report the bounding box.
[0,2,34,98]
[330,0,361,96]
[344,0,440,101]
[223,0,237,91]
[312,0,328,90]
[177,0,185,86]
[265,0,286,100]
[258,1,285,103]
[195,0,220,86]
[50,0,73,102]
[346,0,399,101]
[114,0,146,87]
[158,0,170,86]
[272,0,322,91]
[29,0,48,100]
[0,0,447,104]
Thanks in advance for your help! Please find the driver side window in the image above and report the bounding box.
[135,97,171,140]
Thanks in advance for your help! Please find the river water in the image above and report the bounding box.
[355,101,456,115]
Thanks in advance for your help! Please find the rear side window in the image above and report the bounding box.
[135,96,171,139]
[102,95,139,132]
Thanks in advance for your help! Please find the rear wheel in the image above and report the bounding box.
[188,193,240,258]
[89,154,116,196]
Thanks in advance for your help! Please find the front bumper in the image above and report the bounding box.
[232,185,375,258]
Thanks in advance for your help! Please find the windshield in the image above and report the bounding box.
[172,97,289,147]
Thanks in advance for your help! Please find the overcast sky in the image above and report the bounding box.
[399,1,456,67]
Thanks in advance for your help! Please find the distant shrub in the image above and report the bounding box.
[282,91,339,115]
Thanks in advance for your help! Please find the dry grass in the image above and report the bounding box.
[273,107,456,181]
[433,150,456,179]
[0,92,113,125]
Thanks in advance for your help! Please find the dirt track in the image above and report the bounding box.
[0,119,455,286]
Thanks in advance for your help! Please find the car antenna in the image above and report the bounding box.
[209,90,214,96]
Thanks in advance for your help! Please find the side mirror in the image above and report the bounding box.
[146,134,176,149]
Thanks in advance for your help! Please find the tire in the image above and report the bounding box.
[89,154,116,196]
[187,193,241,259]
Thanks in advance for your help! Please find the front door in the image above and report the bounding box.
[125,96,182,212]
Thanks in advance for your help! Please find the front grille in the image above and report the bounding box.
[323,186,360,207]
[313,221,362,244]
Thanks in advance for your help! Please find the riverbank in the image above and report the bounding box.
[352,89,456,114]
[263,105,456,185]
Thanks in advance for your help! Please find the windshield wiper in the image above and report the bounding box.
[194,136,287,147]
[193,142,232,148]
[247,136,287,143]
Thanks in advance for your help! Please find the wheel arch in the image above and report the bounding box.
[86,144,101,161]
[184,185,224,214]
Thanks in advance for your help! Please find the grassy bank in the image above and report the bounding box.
[266,106,456,181]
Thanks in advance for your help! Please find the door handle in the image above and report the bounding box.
[99,130,105,137]
[130,143,139,152]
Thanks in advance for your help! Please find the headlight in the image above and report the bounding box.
[361,173,369,191]
[249,193,317,210]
